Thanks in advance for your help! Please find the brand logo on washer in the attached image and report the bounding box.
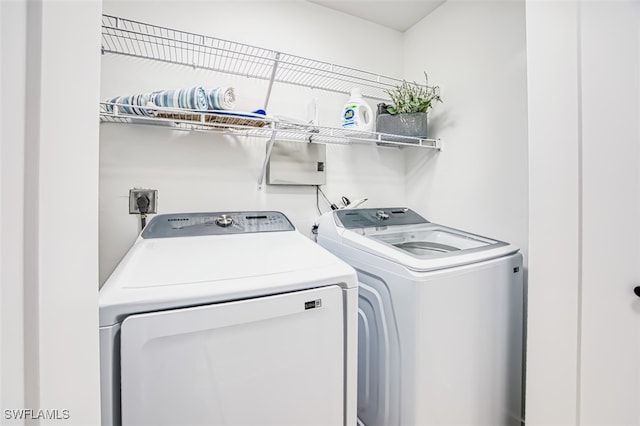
[304,299,322,310]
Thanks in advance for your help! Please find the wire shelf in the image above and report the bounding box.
[101,15,406,101]
[99,103,441,150]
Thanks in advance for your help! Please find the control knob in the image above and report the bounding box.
[215,214,233,227]
[376,210,389,220]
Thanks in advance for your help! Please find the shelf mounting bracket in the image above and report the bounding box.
[263,52,281,111]
[258,122,278,190]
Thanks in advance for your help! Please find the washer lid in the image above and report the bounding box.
[369,224,501,256]
[99,227,356,327]
[333,208,519,272]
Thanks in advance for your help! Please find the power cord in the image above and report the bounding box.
[315,186,322,215]
[136,195,150,230]
[317,185,338,210]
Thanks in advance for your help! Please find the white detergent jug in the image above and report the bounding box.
[341,88,373,132]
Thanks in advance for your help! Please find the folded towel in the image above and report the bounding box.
[104,94,151,116]
[150,86,208,110]
[104,86,236,116]
[206,87,235,110]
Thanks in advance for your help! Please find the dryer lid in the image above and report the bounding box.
[99,222,356,327]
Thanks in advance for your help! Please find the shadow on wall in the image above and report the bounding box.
[428,109,454,135]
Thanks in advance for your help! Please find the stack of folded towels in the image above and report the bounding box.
[104,86,236,115]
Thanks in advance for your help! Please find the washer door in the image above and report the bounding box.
[120,286,344,426]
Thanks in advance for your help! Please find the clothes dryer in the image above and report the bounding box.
[99,211,357,426]
[316,207,524,426]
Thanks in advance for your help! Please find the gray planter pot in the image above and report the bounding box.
[376,112,428,143]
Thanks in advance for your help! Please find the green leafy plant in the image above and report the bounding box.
[384,72,442,115]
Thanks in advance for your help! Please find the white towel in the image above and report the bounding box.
[206,87,235,110]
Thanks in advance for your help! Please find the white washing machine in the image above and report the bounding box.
[99,211,358,426]
[316,207,524,426]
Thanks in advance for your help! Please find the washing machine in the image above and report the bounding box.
[99,211,358,426]
[316,207,524,426]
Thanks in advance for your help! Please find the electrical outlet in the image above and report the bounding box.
[129,189,158,214]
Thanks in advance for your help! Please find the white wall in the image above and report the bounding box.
[34,2,102,422]
[2,1,102,424]
[1,0,27,421]
[525,2,581,424]
[578,2,639,424]
[402,1,529,265]
[99,0,407,284]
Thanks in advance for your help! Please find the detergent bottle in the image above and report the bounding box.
[341,88,373,132]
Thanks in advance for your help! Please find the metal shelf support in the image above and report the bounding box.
[263,52,280,111]
[258,122,278,191]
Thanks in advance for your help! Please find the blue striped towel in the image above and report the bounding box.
[149,86,209,110]
[104,93,151,116]
[104,86,237,116]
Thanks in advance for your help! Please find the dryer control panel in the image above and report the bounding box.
[335,207,429,229]
[141,211,295,238]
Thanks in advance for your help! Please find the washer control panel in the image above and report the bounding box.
[142,211,295,238]
[335,207,429,229]
[215,214,233,227]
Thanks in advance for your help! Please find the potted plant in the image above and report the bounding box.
[376,72,442,141]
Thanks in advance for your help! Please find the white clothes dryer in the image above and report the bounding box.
[99,211,358,426]
[316,207,524,426]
